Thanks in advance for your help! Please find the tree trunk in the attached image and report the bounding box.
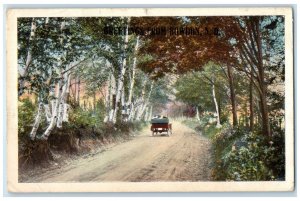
[31,20,69,140]
[227,65,238,127]
[212,79,221,127]
[57,74,70,128]
[259,86,270,136]
[104,74,111,122]
[255,17,271,137]
[108,73,116,122]
[112,18,130,123]
[128,101,135,121]
[40,80,63,140]
[148,105,153,121]
[196,106,201,122]
[249,68,254,132]
[240,17,271,136]
[29,102,43,140]
[44,104,52,123]
[127,36,140,117]
[121,86,125,115]
[135,81,153,121]
[129,77,147,121]
[143,107,149,121]
[63,74,71,122]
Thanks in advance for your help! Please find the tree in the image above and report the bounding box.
[18,17,91,140]
[79,17,144,123]
[136,16,240,128]
[135,16,284,136]
[174,64,229,126]
[234,16,285,136]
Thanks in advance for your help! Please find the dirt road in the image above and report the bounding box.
[28,121,212,182]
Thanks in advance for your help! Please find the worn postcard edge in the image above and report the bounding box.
[6,7,294,192]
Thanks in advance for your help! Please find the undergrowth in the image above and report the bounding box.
[181,116,285,181]
[18,98,147,171]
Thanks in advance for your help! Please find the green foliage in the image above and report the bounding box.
[18,17,92,97]
[75,59,110,97]
[211,126,285,181]
[181,113,224,138]
[174,63,230,117]
[69,107,96,128]
[68,100,106,129]
[175,71,214,110]
[18,99,37,136]
[149,78,169,105]
[67,99,147,139]
[182,115,285,181]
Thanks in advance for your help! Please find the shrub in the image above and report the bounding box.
[18,98,37,137]
[182,115,286,181]
[212,128,285,181]
[222,133,274,180]
[69,107,96,128]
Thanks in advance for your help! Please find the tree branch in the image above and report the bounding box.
[62,57,91,75]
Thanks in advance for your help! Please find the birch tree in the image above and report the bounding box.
[126,36,140,118]
[135,80,154,121]
[175,68,228,126]
[18,17,91,140]
[112,18,130,123]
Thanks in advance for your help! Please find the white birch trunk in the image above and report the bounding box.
[127,36,139,112]
[108,73,116,122]
[39,20,67,139]
[44,104,52,123]
[62,104,69,122]
[57,74,70,128]
[51,100,56,116]
[29,102,43,140]
[133,79,147,121]
[62,74,71,122]
[131,105,139,121]
[121,86,125,115]
[24,19,36,71]
[143,107,149,121]
[148,105,153,121]
[136,104,146,121]
[57,100,64,128]
[56,92,65,128]
[135,105,142,121]
[126,36,140,121]
[136,81,153,121]
[40,81,62,140]
[212,81,221,127]
[104,74,111,123]
[135,97,146,120]
[112,19,130,123]
[196,107,201,122]
[128,102,135,121]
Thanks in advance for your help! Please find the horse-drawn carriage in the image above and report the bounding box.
[150,116,172,136]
